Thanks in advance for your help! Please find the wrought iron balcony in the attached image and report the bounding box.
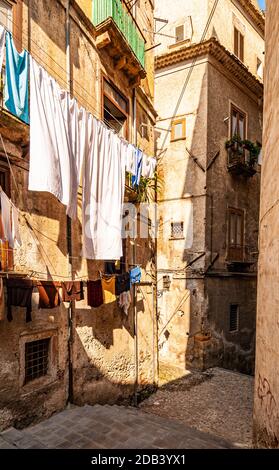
[226,140,259,177]
[93,0,146,83]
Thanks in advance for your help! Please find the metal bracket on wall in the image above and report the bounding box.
[204,253,219,273]
[206,150,220,171]
[186,146,206,172]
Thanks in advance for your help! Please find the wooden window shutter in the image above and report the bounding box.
[234,27,238,56]
[239,33,244,62]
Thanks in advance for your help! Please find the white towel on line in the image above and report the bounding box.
[82,116,126,260]
[29,58,84,219]
[141,154,156,178]
[0,188,21,248]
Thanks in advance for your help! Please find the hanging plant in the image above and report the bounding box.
[242,140,261,165]
[225,136,261,166]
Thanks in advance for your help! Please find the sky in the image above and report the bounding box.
[258,0,265,10]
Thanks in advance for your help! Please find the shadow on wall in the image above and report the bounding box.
[23,0,82,71]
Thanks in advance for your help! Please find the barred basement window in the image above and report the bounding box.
[229,304,239,332]
[171,222,184,239]
[25,338,50,383]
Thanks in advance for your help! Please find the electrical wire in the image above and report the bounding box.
[158,0,220,158]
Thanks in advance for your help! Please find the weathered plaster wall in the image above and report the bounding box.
[154,0,263,376]
[208,0,264,76]
[206,61,262,271]
[154,0,209,55]
[253,0,279,449]
[203,58,261,374]
[0,0,156,430]
[155,0,264,79]
[205,276,256,374]
[155,56,208,374]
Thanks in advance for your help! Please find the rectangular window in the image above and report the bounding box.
[230,105,246,140]
[25,338,50,384]
[171,222,184,239]
[175,25,184,43]
[171,118,186,141]
[229,304,239,332]
[227,208,244,262]
[234,27,244,62]
[163,275,171,290]
[103,78,128,138]
[138,107,150,141]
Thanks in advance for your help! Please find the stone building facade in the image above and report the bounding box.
[155,0,264,377]
[253,0,279,449]
[0,0,157,430]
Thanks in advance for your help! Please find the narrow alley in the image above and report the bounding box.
[1,0,279,458]
[0,367,252,449]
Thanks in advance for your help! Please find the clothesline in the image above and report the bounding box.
[0,26,156,262]
[0,267,141,321]
[0,24,156,173]
[0,15,134,137]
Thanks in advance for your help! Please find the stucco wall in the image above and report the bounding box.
[206,60,262,271]
[0,0,156,430]
[155,0,264,79]
[205,276,256,374]
[154,0,209,55]
[208,0,264,76]
[154,0,263,376]
[253,0,279,449]
[155,56,208,373]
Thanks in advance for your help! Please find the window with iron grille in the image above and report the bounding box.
[229,304,239,332]
[163,275,171,290]
[171,222,184,239]
[25,338,50,383]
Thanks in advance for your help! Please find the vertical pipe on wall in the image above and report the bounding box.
[154,118,159,388]
[66,0,74,405]
[132,88,139,406]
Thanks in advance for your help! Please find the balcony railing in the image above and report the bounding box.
[226,138,260,178]
[93,0,145,68]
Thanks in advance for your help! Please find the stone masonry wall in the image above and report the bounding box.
[0,0,156,430]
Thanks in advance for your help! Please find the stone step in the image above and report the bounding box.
[0,404,235,449]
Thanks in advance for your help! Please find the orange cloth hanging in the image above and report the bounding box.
[101,276,116,304]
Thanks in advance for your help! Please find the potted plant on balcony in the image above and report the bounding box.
[225,134,244,155]
[242,139,261,166]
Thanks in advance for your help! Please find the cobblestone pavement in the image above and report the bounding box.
[0,403,234,449]
[140,367,254,448]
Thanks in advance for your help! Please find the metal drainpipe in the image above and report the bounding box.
[153,143,159,389]
[66,0,74,406]
[132,88,139,406]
